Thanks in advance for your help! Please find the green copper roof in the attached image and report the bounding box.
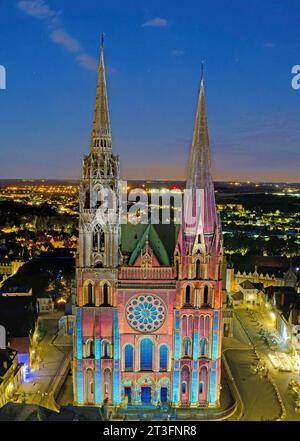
[121,223,179,266]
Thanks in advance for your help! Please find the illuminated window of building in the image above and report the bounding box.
[199,382,203,394]
[159,345,168,371]
[140,338,153,371]
[87,283,94,305]
[200,338,208,357]
[86,339,94,358]
[102,341,110,358]
[126,295,166,333]
[199,366,208,397]
[183,337,191,357]
[124,345,134,371]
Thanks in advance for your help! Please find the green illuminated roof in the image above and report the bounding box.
[121,223,179,266]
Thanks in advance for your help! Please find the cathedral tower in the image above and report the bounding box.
[73,37,121,406]
[173,67,223,407]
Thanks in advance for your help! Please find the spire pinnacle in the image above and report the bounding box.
[90,34,111,150]
[200,61,204,82]
[186,64,211,189]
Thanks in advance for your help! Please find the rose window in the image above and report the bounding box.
[126,295,166,333]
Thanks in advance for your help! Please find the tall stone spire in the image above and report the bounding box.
[90,34,111,151]
[185,65,217,244]
[186,64,211,190]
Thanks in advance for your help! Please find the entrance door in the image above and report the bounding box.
[141,386,151,404]
[160,387,168,403]
[124,387,132,404]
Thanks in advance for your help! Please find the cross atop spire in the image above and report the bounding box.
[90,34,111,151]
[186,64,211,190]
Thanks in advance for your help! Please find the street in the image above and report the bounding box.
[235,308,300,420]
[14,314,72,412]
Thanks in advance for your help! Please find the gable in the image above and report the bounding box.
[121,223,179,266]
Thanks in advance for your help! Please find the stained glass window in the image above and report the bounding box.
[126,295,166,333]
[159,345,168,371]
[124,345,133,371]
[200,338,208,357]
[140,338,153,371]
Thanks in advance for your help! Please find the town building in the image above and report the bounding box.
[73,39,223,409]
[0,325,23,408]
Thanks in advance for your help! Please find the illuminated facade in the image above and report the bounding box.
[73,39,223,409]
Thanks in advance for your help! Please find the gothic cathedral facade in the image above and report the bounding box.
[73,39,223,409]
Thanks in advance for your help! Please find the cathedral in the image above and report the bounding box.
[73,38,223,410]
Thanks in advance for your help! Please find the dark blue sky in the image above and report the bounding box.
[0,0,300,181]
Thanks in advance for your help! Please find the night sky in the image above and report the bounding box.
[0,0,300,181]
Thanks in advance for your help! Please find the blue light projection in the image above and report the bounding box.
[77,360,84,404]
[18,354,30,383]
[191,361,199,405]
[209,361,217,404]
[172,310,181,404]
[95,360,101,405]
[95,338,101,360]
[172,370,180,404]
[113,309,121,404]
[126,295,166,333]
[76,308,83,360]
[125,345,134,371]
[174,310,180,359]
[159,345,168,371]
[193,330,199,360]
[140,338,153,370]
[212,311,219,360]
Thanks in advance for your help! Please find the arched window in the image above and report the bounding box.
[140,339,153,371]
[181,366,190,402]
[196,260,201,279]
[185,285,191,304]
[199,366,208,399]
[203,286,209,305]
[195,289,200,308]
[200,338,208,357]
[103,283,109,305]
[200,315,204,336]
[87,283,94,305]
[159,345,168,371]
[176,260,179,279]
[93,228,105,251]
[104,368,111,401]
[183,337,191,357]
[84,190,90,209]
[124,345,134,371]
[102,341,110,358]
[85,368,94,403]
[86,339,94,358]
[205,316,210,336]
[93,233,98,252]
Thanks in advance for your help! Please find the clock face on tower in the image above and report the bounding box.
[126,294,166,333]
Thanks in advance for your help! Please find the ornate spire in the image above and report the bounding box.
[90,34,111,150]
[186,65,211,190]
[184,65,217,244]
